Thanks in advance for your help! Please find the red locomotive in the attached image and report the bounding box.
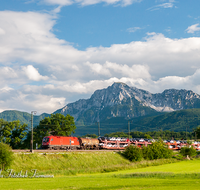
[42,136,99,150]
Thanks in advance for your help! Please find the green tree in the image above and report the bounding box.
[142,141,172,160]
[180,147,197,158]
[0,119,13,144]
[123,145,143,162]
[0,142,13,171]
[81,134,98,138]
[194,125,200,139]
[0,119,28,149]
[144,134,152,139]
[10,122,28,149]
[33,113,76,147]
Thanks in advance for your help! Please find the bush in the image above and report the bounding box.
[0,142,14,171]
[143,141,173,160]
[172,153,184,160]
[180,147,197,158]
[123,141,173,162]
[123,145,143,162]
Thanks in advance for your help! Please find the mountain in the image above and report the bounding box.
[145,89,200,112]
[54,82,160,124]
[2,82,200,135]
[54,82,200,125]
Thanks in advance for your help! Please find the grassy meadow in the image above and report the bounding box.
[1,151,200,189]
[8,151,178,176]
[1,174,200,190]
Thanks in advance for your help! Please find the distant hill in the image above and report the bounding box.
[132,108,200,132]
[0,110,50,128]
[75,109,200,136]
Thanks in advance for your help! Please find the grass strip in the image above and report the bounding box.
[113,172,200,179]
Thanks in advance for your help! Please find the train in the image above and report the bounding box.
[42,136,99,150]
[42,135,200,151]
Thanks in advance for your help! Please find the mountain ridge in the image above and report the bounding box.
[1,82,200,135]
[54,82,200,124]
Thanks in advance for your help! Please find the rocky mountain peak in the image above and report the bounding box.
[90,82,133,106]
[54,83,200,123]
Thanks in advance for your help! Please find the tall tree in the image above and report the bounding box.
[0,119,28,149]
[33,113,76,147]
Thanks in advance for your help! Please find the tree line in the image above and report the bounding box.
[104,130,200,140]
[1,113,200,150]
[0,113,76,149]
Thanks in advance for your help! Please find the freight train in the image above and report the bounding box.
[42,135,200,151]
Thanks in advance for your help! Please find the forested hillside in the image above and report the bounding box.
[75,109,200,136]
[0,110,50,127]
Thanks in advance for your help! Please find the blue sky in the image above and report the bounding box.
[2,0,199,49]
[1,0,200,114]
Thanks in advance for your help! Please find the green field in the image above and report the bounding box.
[1,152,200,190]
[1,174,200,190]
[124,159,200,174]
[8,151,178,176]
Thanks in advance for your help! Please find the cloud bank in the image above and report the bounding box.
[1,9,200,114]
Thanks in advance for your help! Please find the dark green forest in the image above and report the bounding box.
[75,109,200,136]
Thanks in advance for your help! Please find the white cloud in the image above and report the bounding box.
[145,69,200,94]
[0,67,18,79]
[43,0,73,6]
[0,28,5,35]
[0,65,48,88]
[148,0,175,11]
[186,24,200,34]
[104,62,151,79]
[42,0,142,6]
[22,65,49,81]
[0,88,66,114]
[85,61,150,79]
[85,61,111,76]
[127,27,141,33]
[159,3,173,8]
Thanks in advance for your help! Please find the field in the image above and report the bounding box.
[1,174,200,190]
[1,152,200,189]
[7,151,178,175]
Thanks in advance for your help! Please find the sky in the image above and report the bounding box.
[1,0,200,114]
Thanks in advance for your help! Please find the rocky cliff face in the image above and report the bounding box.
[54,82,200,123]
[144,89,200,112]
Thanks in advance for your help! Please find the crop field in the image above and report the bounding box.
[1,153,200,189]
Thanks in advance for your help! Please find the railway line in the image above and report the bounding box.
[12,149,118,153]
[12,136,200,153]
